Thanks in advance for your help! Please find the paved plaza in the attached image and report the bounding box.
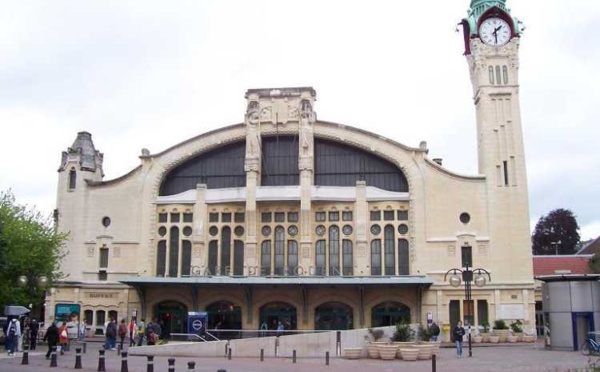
[0,340,596,372]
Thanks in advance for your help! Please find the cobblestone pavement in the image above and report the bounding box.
[0,340,595,372]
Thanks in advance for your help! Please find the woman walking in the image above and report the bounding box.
[453,321,466,358]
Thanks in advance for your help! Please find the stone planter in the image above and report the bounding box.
[473,335,483,343]
[514,332,524,342]
[480,332,490,343]
[366,342,384,359]
[411,344,433,360]
[393,342,414,359]
[429,342,440,356]
[489,335,500,343]
[496,329,510,343]
[523,335,537,343]
[400,348,419,361]
[507,335,519,343]
[376,344,399,360]
[343,348,363,359]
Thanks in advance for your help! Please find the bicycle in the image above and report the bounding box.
[581,333,600,356]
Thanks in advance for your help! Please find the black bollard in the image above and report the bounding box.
[97,349,106,372]
[325,351,329,366]
[260,348,264,362]
[146,355,154,372]
[168,358,176,372]
[50,346,57,367]
[117,344,122,355]
[217,370,227,372]
[74,347,82,369]
[121,351,129,372]
[293,349,296,363]
[228,348,231,360]
[187,361,196,371]
[83,342,87,354]
[21,349,29,365]
[432,353,437,372]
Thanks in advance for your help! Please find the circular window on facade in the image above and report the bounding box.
[288,225,298,236]
[209,226,219,236]
[183,226,193,237]
[158,226,167,237]
[342,224,353,236]
[315,225,326,236]
[261,226,272,236]
[234,226,245,237]
[370,225,381,235]
[102,216,111,227]
[398,224,409,235]
[460,213,471,224]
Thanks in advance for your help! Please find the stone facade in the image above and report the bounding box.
[47,2,535,338]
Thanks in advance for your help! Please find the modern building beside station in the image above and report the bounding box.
[46,0,536,338]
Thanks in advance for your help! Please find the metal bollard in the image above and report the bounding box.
[74,347,82,369]
[217,370,227,372]
[168,358,176,372]
[432,353,437,372]
[117,344,122,355]
[293,349,296,363]
[228,348,232,360]
[21,348,29,365]
[260,348,264,362]
[121,351,129,372]
[97,349,106,372]
[325,351,329,366]
[187,361,196,371]
[50,346,57,367]
[146,355,154,372]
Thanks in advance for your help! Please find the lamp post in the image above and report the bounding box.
[550,240,562,255]
[17,274,49,317]
[444,263,491,357]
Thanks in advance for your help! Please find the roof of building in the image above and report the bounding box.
[533,255,594,276]
[577,236,600,255]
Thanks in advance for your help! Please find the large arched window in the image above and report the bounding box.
[371,301,411,327]
[261,136,299,186]
[261,225,297,276]
[315,302,354,330]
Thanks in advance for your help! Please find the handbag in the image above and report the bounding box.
[61,329,68,338]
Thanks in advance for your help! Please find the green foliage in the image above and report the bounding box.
[366,328,385,341]
[418,324,431,342]
[510,320,523,333]
[494,319,509,330]
[481,321,490,333]
[392,321,415,342]
[0,190,67,315]
[532,208,580,255]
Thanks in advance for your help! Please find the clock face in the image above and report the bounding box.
[479,17,511,46]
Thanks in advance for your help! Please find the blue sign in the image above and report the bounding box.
[187,311,208,338]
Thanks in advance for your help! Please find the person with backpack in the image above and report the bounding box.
[118,319,127,350]
[429,322,441,342]
[104,318,117,350]
[5,318,21,356]
[136,319,146,346]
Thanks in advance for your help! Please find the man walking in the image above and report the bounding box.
[43,322,59,359]
[5,318,21,356]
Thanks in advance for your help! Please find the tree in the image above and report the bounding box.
[532,208,580,255]
[0,190,68,318]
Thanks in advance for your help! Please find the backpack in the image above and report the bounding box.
[106,323,116,338]
[8,322,16,337]
[118,324,127,337]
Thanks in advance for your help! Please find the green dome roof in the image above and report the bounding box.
[465,0,519,36]
[470,0,506,8]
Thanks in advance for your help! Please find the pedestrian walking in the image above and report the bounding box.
[136,319,146,346]
[5,318,21,356]
[104,318,117,350]
[43,322,59,359]
[429,322,440,342]
[29,319,39,350]
[118,319,127,350]
[453,321,466,358]
[58,322,68,355]
[128,318,137,347]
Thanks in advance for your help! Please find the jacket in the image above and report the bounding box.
[44,323,59,344]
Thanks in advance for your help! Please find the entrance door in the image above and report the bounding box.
[573,312,594,351]
[449,300,460,329]
[259,302,297,333]
[155,301,188,338]
[371,302,410,327]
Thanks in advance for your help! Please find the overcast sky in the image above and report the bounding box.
[1,0,598,241]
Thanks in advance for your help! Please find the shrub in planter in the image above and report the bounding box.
[392,321,415,342]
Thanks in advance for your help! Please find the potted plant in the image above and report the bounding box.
[494,320,510,342]
[510,320,524,342]
[392,321,417,360]
[365,328,387,359]
[480,321,490,343]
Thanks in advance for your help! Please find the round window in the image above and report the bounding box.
[261,226,272,236]
[102,216,111,227]
[158,226,167,237]
[342,225,353,236]
[209,226,219,236]
[315,225,326,236]
[370,225,381,235]
[288,225,298,236]
[398,224,409,235]
[460,213,471,224]
[183,226,193,237]
[234,226,245,237]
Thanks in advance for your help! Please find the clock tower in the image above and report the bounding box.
[461,1,533,281]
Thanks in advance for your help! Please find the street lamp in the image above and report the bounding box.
[17,274,49,315]
[444,263,491,357]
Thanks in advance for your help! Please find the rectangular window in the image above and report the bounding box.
[287,241,298,275]
[328,211,339,221]
[84,310,93,327]
[158,213,168,223]
[233,240,244,276]
[342,240,353,276]
[370,211,381,221]
[222,213,232,223]
[183,213,193,223]
[208,241,218,275]
[96,311,106,327]
[371,240,382,275]
[463,300,475,326]
[156,241,166,276]
[274,212,285,222]
[209,213,219,223]
[98,271,107,281]
[170,213,180,223]
[181,241,192,277]
[99,247,109,268]
[168,227,179,277]
[397,210,408,221]
[287,212,299,222]
[477,300,489,327]
[342,211,353,221]
[261,212,272,223]
[315,212,326,222]
[461,245,473,268]
[503,160,509,186]
[234,213,245,223]
[315,240,326,275]
[261,241,272,276]
[383,211,394,221]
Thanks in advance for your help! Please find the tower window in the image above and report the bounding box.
[488,66,495,85]
[502,65,509,84]
[99,247,109,269]
[68,169,77,190]
[495,66,502,86]
[503,160,509,186]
